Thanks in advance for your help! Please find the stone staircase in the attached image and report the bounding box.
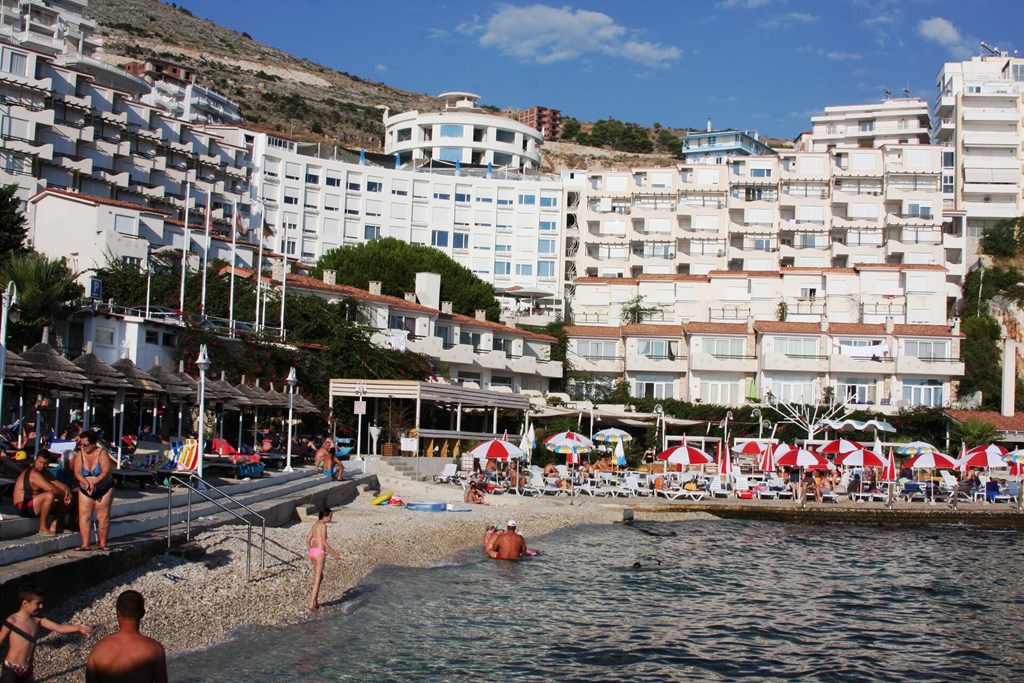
[372,456,450,482]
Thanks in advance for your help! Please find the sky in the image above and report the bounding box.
[174,0,1022,139]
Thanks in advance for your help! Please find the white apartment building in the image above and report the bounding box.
[800,98,932,152]
[564,317,963,411]
[564,145,964,309]
[383,92,543,172]
[129,58,243,126]
[934,53,1024,245]
[215,122,567,318]
[0,0,99,58]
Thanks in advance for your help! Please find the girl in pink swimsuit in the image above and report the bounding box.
[306,508,341,611]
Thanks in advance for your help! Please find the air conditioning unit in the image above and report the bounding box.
[717,249,726,257]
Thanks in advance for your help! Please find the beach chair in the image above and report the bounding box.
[733,474,753,500]
[657,481,706,501]
[820,488,840,504]
[901,481,926,502]
[433,463,459,484]
[993,481,1019,504]
[528,473,566,496]
[164,439,200,472]
[939,470,959,494]
[708,478,731,499]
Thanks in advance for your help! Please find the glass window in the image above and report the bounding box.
[367,180,383,192]
[632,374,674,399]
[494,261,510,275]
[838,378,876,404]
[495,129,515,144]
[431,230,449,247]
[538,238,556,254]
[364,225,381,240]
[305,172,320,184]
[439,148,461,162]
[455,192,471,203]
[1,48,27,77]
[902,379,943,407]
[774,336,818,356]
[326,174,341,187]
[435,325,453,346]
[638,340,678,359]
[388,314,416,333]
[772,375,815,404]
[515,263,533,276]
[95,327,115,347]
[440,125,463,138]
[518,194,536,205]
[144,330,159,345]
[396,128,412,142]
[540,195,558,207]
[751,168,772,178]
[577,340,617,359]
[537,261,555,278]
[539,220,557,231]
[904,340,948,359]
[699,378,741,405]
[493,152,513,166]
[162,333,177,347]
[453,232,469,249]
[702,337,744,357]
[459,330,482,348]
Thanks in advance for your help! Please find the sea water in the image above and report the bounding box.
[171,519,1024,681]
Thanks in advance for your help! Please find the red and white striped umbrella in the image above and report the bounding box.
[717,440,732,477]
[758,447,775,473]
[961,444,1009,469]
[882,448,898,481]
[818,438,866,455]
[657,445,713,466]
[902,451,957,470]
[544,431,594,449]
[775,447,827,469]
[957,443,970,475]
[732,440,765,455]
[835,448,885,468]
[467,439,524,461]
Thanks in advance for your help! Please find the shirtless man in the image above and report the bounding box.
[488,519,528,560]
[0,584,92,683]
[12,451,71,536]
[85,590,167,683]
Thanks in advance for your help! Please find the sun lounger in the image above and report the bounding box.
[657,485,706,501]
[433,463,459,484]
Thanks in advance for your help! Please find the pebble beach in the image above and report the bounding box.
[30,477,629,682]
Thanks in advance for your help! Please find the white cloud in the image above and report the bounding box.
[716,0,772,8]
[760,12,818,30]
[917,17,974,59]
[472,4,681,68]
[375,64,388,73]
[825,51,862,61]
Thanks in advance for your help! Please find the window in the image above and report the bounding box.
[435,325,453,346]
[0,115,29,140]
[326,174,341,187]
[431,230,449,247]
[283,192,298,205]
[750,168,772,178]
[515,263,533,276]
[286,240,296,255]
[537,261,555,278]
[772,375,815,404]
[907,202,932,218]
[904,340,948,359]
[577,339,617,360]
[396,128,412,142]
[0,151,29,175]
[942,174,954,194]
[0,48,27,77]
[495,129,515,144]
[699,378,741,405]
[439,148,461,163]
[633,374,674,400]
[1012,64,1024,82]
[162,333,177,347]
[902,379,943,407]
[388,314,416,333]
[493,337,513,357]
[305,172,320,184]
[284,163,300,180]
[540,195,558,208]
[144,330,159,345]
[121,256,142,268]
[638,339,677,360]
[538,238,556,254]
[364,225,381,240]
[493,152,513,166]
[838,378,876,404]
[95,327,115,347]
[113,214,136,236]
[859,121,874,132]
[476,194,494,204]
[494,261,511,275]
[459,330,482,349]
[495,243,512,254]
[518,194,536,206]
[455,192,471,203]
[539,220,557,232]
[453,232,469,249]
[701,337,744,357]
[490,375,514,387]
[942,150,955,168]
[433,190,451,201]
[347,179,361,191]
[440,124,463,138]
[458,371,481,383]
[774,337,818,356]
[367,180,383,193]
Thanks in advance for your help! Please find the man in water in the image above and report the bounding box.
[86,590,167,683]
[489,519,528,560]
[12,451,72,535]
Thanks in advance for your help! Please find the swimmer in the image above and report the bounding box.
[489,519,528,561]
[306,508,341,611]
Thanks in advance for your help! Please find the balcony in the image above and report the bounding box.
[961,131,1018,147]
[761,352,828,373]
[895,355,964,377]
[829,354,894,374]
[689,352,757,373]
[626,354,685,373]
[573,354,623,374]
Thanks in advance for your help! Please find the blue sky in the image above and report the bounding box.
[174,0,1021,139]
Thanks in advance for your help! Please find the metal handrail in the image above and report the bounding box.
[166,474,266,582]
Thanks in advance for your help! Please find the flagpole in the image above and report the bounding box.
[178,182,191,312]
[279,227,287,340]
[229,200,238,338]
[200,195,211,316]
[254,212,264,332]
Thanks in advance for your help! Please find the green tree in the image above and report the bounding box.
[620,294,660,324]
[0,185,29,259]
[958,315,1003,410]
[314,238,500,320]
[979,217,1024,259]
[0,252,83,349]
[954,417,997,450]
[656,128,681,154]
[561,118,581,141]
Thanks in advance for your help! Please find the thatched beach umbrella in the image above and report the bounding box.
[146,358,196,437]
[20,340,94,450]
[235,376,273,450]
[204,372,251,444]
[73,348,132,431]
[112,358,165,458]
[2,349,43,436]
[292,390,319,415]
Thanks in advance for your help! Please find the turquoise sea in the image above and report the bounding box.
[171,519,1024,681]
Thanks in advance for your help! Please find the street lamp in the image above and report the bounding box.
[195,344,211,480]
[0,281,20,424]
[355,382,367,459]
[284,366,297,472]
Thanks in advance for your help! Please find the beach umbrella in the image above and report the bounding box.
[2,349,43,384]
[961,444,1009,469]
[717,440,732,479]
[657,444,713,466]
[593,428,632,445]
[733,440,765,455]
[775,447,827,469]
[818,438,866,455]
[895,441,941,457]
[758,446,774,473]
[902,451,957,470]
[613,439,627,468]
[544,431,593,449]
[467,439,523,461]
[882,448,898,481]
[547,437,591,465]
[835,448,885,468]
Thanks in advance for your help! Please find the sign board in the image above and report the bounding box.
[400,437,418,452]
[88,278,103,299]
[353,400,367,415]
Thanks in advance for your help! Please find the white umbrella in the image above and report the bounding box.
[613,439,627,468]
[593,428,632,444]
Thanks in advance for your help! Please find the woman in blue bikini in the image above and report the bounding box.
[72,430,114,551]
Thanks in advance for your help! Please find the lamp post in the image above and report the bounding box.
[0,281,19,424]
[195,344,211,480]
[355,382,366,459]
[284,366,297,472]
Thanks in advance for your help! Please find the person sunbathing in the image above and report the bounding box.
[464,482,486,505]
[543,463,559,478]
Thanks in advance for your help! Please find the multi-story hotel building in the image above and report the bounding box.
[933,53,1024,247]
[680,125,776,165]
[799,98,932,152]
[518,106,561,142]
[127,57,243,126]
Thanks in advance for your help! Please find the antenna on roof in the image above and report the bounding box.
[883,89,892,99]
[979,41,1000,56]
[901,87,910,97]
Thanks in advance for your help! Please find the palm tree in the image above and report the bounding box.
[955,417,997,450]
[0,252,83,350]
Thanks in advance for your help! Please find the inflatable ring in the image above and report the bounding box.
[371,491,394,506]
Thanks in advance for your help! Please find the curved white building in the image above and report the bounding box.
[384,92,543,171]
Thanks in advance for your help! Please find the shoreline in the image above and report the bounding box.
[28,478,1024,681]
[32,477,622,682]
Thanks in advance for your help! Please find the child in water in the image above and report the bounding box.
[306,508,342,611]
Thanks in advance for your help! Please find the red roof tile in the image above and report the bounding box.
[438,312,556,342]
[563,325,622,338]
[893,324,960,338]
[29,188,172,215]
[944,410,1024,433]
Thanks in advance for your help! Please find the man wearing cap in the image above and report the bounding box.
[489,518,528,561]
[12,451,72,535]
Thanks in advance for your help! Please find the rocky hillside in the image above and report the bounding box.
[85,0,786,171]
